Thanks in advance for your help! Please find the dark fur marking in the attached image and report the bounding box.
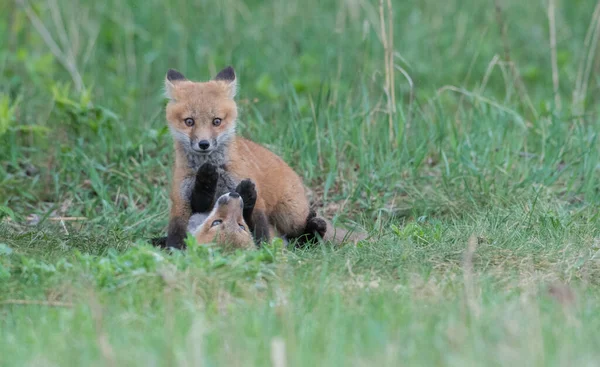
[250,209,271,246]
[150,236,167,248]
[235,179,257,227]
[214,66,235,82]
[289,209,328,248]
[166,216,188,249]
[190,163,219,213]
[167,69,186,82]
[235,179,268,246]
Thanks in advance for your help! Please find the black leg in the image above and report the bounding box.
[235,179,269,246]
[235,179,257,229]
[190,163,219,213]
[166,216,188,249]
[250,209,270,246]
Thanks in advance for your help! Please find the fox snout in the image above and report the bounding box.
[190,138,216,153]
[216,191,244,209]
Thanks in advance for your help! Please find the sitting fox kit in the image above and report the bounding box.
[164,66,324,249]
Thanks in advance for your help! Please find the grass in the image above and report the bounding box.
[2,0,600,365]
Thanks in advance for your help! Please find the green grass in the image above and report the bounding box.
[2,0,600,365]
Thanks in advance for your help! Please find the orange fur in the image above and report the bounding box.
[226,137,310,235]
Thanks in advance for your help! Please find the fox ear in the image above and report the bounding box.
[214,66,237,98]
[164,69,187,100]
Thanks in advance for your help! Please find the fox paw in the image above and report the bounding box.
[236,179,257,209]
[293,210,328,248]
[150,236,168,248]
[196,163,219,190]
[306,215,327,239]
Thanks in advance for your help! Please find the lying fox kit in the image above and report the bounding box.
[189,191,254,249]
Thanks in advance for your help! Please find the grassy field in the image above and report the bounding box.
[2,0,600,365]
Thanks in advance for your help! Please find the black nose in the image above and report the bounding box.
[198,140,210,150]
[229,192,240,198]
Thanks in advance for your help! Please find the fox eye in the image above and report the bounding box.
[211,219,222,227]
[238,224,245,231]
[184,118,195,127]
[212,118,222,126]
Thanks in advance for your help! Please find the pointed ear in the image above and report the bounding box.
[214,66,237,98]
[164,69,187,100]
[214,66,235,82]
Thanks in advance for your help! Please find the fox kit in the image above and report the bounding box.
[190,191,255,249]
[187,163,257,249]
[164,66,314,249]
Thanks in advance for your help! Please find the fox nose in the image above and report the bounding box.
[197,140,210,150]
[228,191,244,208]
[217,194,230,205]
